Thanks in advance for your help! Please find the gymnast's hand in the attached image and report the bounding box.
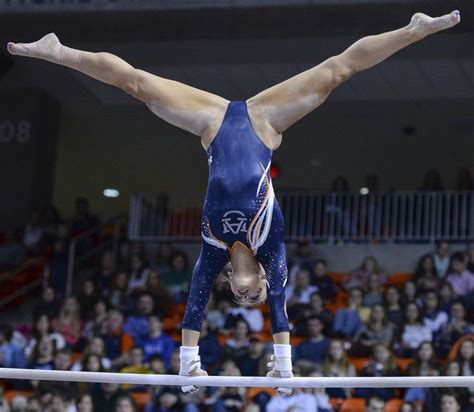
[179,346,208,393]
[266,354,294,397]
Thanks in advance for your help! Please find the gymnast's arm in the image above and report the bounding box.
[246,10,460,136]
[7,33,229,144]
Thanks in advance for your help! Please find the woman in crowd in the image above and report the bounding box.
[28,336,55,371]
[71,336,111,371]
[51,296,84,349]
[24,313,66,359]
[344,256,388,290]
[321,339,356,399]
[397,302,432,357]
[404,341,439,403]
[384,286,403,327]
[352,304,396,357]
[422,291,449,337]
[414,254,441,293]
[108,272,131,313]
[355,343,400,401]
[82,298,109,340]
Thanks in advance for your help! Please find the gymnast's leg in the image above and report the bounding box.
[247,10,461,134]
[6,33,228,140]
[180,242,228,393]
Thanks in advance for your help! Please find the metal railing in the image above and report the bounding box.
[128,191,474,242]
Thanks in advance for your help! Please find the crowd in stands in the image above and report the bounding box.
[0,196,474,411]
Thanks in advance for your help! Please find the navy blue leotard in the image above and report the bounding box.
[182,101,289,334]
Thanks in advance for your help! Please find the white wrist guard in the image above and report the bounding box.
[273,344,293,375]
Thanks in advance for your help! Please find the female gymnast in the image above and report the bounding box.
[7,9,460,394]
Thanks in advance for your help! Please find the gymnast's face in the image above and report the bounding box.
[226,246,267,305]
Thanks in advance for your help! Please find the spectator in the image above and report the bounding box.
[161,251,191,297]
[37,348,77,401]
[94,250,117,295]
[120,346,151,391]
[363,273,384,307]
[77,278,100,320]
[23,210,44,255]
[424,361,471,412]
[287,240,317,284]
[48,392,71,412]
[355,343,400,401]
[439,282,457,314]
[295,316,330,366]
[51,296,84,349]
[344,256,388,290]
[207,298,232,332]
[286,269,319,307]
[210,360,244,412]
[108,272,130,313]
[24,313,66,359]
[434,241,451,279]
[446,252,474,297]
[456,339,474,377]
[146,388,183,412]
[322,339,356,399]
[76,394,94,412]
[293,292,333,336]
[92,383,129,412]
[137,315,175,369]
[441,391,465,412]
[399,402,417,412]
[199,318,221,373]
[352,304,396,357]
[34,286,61,320]
[466,241,474,273]
[222,319,250,360]
[312,259,338,302]
[384,286,403,327]
[236,335,265,376]
[224,303,264,333]
[80,353,105,395]
[145,270,171,317]
[82,298,109,340]
[404,341,439,403]
[128,253,151,296]
[414,254,441,293]
[422,291,449,335]
[71,336,111,371]
[438,301,474,358]
[155,241,174,272]
[333,287,370,339]
[420,169,444,191]
[266,376,330,411]
[71,196,100,235]
[400,281,420,307]
[113,395,137,412]
[123,293,155,342]
[101,310,134,369]
[0,323,26,368]
[365,396,385,412]
[28,336,55,370]
[49,222,71,296]
[397,302,432,357]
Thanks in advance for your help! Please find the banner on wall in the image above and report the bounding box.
[0,0,427,13]
[0,90,59,229]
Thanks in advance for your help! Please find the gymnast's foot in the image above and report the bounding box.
[7,33,82,68]
[409,10,461,39]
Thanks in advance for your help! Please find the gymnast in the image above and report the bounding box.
[7,9,460,395]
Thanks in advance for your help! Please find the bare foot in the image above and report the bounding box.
[7,33,62,62]
[409,10,461,39]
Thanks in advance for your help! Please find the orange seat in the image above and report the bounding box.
[327,272,347,286]
[263,318,272,334]
[218,333,228,346]
[340,398,365,412]
[71,351,82,363]
[396,358,414,372]
[385,399,404,412]
[246,386,275,400]
[388,272,413,286]
[130,391,151,410]
[163,316,178,332]
[290,336,305,346]
[347,356,370,375]
[4,390,33,403]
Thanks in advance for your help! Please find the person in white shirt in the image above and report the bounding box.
[433,241,451,278]
[286,270,318,306]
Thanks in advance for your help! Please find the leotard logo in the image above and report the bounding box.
[222,210,248,234]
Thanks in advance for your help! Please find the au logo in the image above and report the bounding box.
[222,210,247,235]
